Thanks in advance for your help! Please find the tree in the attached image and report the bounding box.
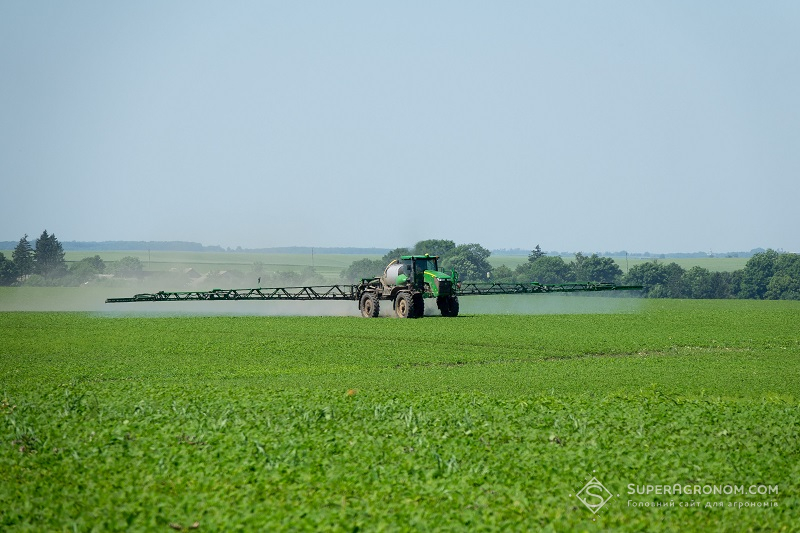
[340,258,385,283]
[442,243,492,281]
[382,247,412,263]
[683,266,715,299]
[515,256,572,284]
[739,249,780,299]
[765,274,800,300]
[765,253,800,300]
[572,253,623,283]
[491,264,514,282]
[0,253,17,285]
[660,263,685,298]
[707,271,733,299]
[528,245,545,262]
[624,263,663,297]
[12,234,34,278]
[33,230,66,278]
[66,255,106,285]
[82,255,105,273]
[115,256,144,278]
[412,239,456,259]
[623,261,686,298]
[726,270,743,299]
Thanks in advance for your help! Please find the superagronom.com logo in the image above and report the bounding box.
[572,472,616,515]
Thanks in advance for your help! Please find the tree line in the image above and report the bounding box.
[341,241,799,300]
[3,232,798,299]
[622,248,800,300]
[339,241,628,286]
[0,231,146,287]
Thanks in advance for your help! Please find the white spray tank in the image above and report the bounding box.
[383,261,407,286]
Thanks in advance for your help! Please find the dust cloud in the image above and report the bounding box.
[0,287,642,317]
[0,287,359,316]
[456,293,644,315]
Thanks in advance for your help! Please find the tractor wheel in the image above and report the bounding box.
[412,294,425,318]
[395,292,414,318]
[448,296,459,317]
[359,292,380,318]
[440,295,459,317]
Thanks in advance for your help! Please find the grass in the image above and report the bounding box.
[1,300,798,530]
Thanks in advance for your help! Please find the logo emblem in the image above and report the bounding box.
[575,476,613,514]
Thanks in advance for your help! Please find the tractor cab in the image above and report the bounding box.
[398,254,439,286]
[397,255,457,299]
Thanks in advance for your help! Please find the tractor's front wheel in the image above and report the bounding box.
[438,295,459,317]
[359,292,380,318]
[395,292,417,318]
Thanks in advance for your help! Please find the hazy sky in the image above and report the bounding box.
[2,2,798,253]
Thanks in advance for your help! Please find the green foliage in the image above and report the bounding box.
[740,249,780,299]
[736,249,800,300]
[114,256,144,277]
[766,274,800,300]
[515,255,573,283]
[5,233,799,300]
[12,234,34,277]
[62,256,107,286]
[491,264,514,282]
[517,249,623,284]
[765,253,800,300]
[412,239,456,258]
[528,244,545,262]
[382,247,412,263]
[19,274,53,287]
[624,261,686,298]
[623,251,799,300]
[683,266,715,299]
[33,230,66,278]
[0,302,798,530]
[0,253,17,285]
[345,240,493,282]
[340,258,385,283]
[573,252,623,283]
[442,243,492,281]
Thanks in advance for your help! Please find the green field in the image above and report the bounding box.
[1,300,798,530]
[63,251,380,282]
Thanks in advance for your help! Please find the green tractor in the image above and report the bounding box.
[356,255,459,318]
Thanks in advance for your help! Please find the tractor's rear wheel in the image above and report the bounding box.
[360,292,380,318]
[395,292,415,318]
